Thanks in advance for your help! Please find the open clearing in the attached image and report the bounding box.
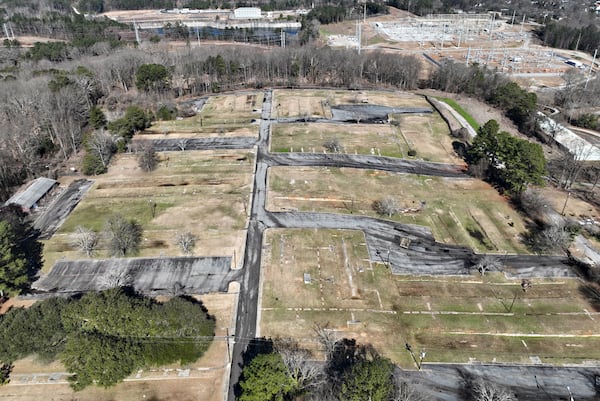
[42,150,253,271]
[146,92,263,137]
[260,229,600,367]
[0,292,235,401]
[270,113,462,164]
[267,167,528,253]
[272,89,428,119]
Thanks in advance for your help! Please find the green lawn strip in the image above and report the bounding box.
[437,97,480,131]
[57,198,174,233]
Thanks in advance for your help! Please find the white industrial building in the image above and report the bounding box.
[232,7,262,19]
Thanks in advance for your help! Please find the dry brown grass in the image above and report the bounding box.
[267,167,528,253]
[42,150,253,271]
[260,229,600,367]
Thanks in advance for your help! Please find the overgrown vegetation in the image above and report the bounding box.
[238,337,401,401]
[0,288,215,390]
[0,206,42,295]
[467,120,546,195]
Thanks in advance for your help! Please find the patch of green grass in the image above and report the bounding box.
[438,97,480,131]
[58,199,174,233]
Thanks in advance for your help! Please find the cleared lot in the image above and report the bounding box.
[42,150,253,271]
[260,229,600,367]
[267,166,528,253]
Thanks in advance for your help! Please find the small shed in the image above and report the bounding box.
[5,177,58,212]
[303,273,311,284]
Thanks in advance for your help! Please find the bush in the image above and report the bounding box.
[156,104,177,121]
[82,153,106,175]
[372,197,401,217]
[407,149,417,157]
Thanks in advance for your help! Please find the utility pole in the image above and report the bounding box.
[585,48,597,89]
[133,20,141,46]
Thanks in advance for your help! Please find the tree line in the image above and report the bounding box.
[0,42,421,201]
[0,288,215,389]
[237,329,517,401]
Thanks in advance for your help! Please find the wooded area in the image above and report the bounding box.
[0,288,215,390]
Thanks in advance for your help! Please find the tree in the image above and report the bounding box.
[238,352,298,401]
[393,380,431,401]
[175,231,197,255]
[274,339,325,393]
[474,255,502,276]
[72,226,98,257]
[323,137,343,153]
[135,63,171,92]
[104,214,142,257]
[0,220,29,295]
[340,356,395,401]
[373,197,401,218]
[84,131,115,171]
[88,106,107,129]
[468,120,546,194]
[136,142,158,172]
[470,378,515,401]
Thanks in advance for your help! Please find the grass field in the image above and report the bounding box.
[146,92,263,137]
[260,229,600,367]
[42,150,253,270]
[270,113,462,164]
[437,97,480,130]
[267,167,528,253]
[272,89,431,119]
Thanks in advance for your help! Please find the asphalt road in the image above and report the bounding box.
[226,91,593,400]
[403,363,600,401]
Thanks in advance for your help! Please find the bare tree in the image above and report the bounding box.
[531,222,572,253]
[86,131,115,169]
[99,268,132,289]
[175,231,197,255]
[474,255,502,276]
[274,338,325,392]
[557,143,595,190]
[393,380,431,401]
[136,141,158,172]
[71,225,98,257]
[519,189,550,222]
[373,197,401,218]
[323,137,343,153]
[471,378,515,401]
[104,214,142,257]
[313,322,337,360]
[177,138,189,151]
